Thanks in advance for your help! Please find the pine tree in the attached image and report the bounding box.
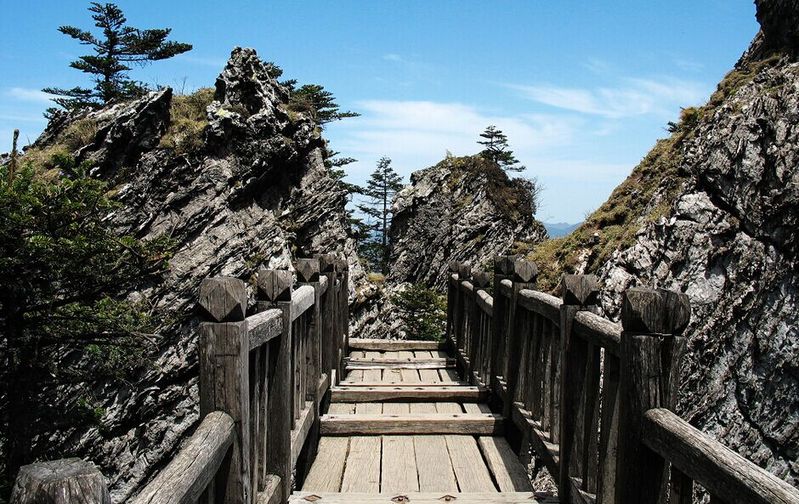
[43,2,192,115]
[289,84,360,126]
[477,125,525,172]
[356,157,404,274]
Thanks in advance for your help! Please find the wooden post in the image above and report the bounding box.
[456,262,472,355]
[198,277,251,504]
[296,258,321,485]
[446,261,460,345]
[470,271,490,384]
[10,459,110,504]
[318,254,337,384]
[615,287,690,504]
[490,255,516,403]
[338,258,350,368]
[257,268,294,502]
[501,259,537,420]
[558,275,599,502]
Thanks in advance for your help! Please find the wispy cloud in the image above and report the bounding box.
[507,76,708,119]
[7,87,56,103]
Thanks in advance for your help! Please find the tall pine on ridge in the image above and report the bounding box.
[357,157,404,274]
[477,125,525,172]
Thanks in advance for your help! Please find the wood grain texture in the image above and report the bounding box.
[130,412,234,504]
[341,437,381,492]
[301,437,349,492]
[643,408,799,504]
[414,436,458,492]
[446,435,497,492]
[247,309,283,350]
[349,339,446,351]
[320,414,504,436]
[11,459,110,504]
[289,492,556,503]
[477,437,533,492]
[381,436,419,493]
[330,386,487,403]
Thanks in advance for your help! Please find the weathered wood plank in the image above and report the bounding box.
[348,338,446,351]
[463,403,492,414]
[247,309,283,350]
[320,413,504,436]
[643,408,799,504]
[290,285,315,322]
[11,459,110,504]
[446,435,497,492]
[289,492,557,503]
[410,403,438,414]
[414,435,458,492]
[290,401,315,467]
[255,475,282,504]
[477,437,533,492]
[328,403,356,414]
[340,437,381,492]
[382,402,411,415]
[346,360,456,370]
[355,403,382,414]
[436,402,464,414]
[381,436,420,493]
[573,311,621,356]
[330,386,487,403]
[130,412,234,504]
[301,437,349,492]
[337,381,468,387]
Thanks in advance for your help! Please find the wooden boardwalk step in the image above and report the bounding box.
[330,385,488,403]
[338,381,470,387]
[348,338,446,351]
[346,357,456,369]
[320,413,504,435]
[290,492,559,503]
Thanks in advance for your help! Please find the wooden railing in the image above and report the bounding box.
[447,255,799,504]
[9,255,350,504]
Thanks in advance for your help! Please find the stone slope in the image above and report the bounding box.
[532,0,799,485]
[15,47,362,500]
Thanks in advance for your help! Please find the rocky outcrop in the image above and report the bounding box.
[390,156,547,288]
[533,0,799,486]
[16,47,362,500]
[351,155,547,340]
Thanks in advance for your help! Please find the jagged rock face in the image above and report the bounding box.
[592,2,799,485]
[390,156,547,288]
[18,47,362,500]
[756,0,799,54]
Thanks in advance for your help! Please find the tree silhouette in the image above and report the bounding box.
[477,125,525,172]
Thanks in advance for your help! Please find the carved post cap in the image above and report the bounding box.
[512,259,537,283]
[621,287,691,335]
[561,274,599,306]
[448,260,461,273]
[198,277,247,322]
[318,254,337,273]
[296,258,320,283]
[472,271,491,289]
[494,255,519,275]
[257,267,293,303]
[11,458,110,504]
[458,262,472,280]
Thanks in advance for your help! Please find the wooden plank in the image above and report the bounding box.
[355,403,382,414]
[320,413,504,436]
[383,368,404,384]
[382,402,411,415]
[643,408,799,504]
[477,437,533,492]
[290,285,315,322]
[337,381,468,387]
[435,402,463,414]
[290,401,315,467]
[348,338,445,351]
[414,435,458,492]
[463,403,492,414]
[247,309,283,350]
[439,368,461,383]
[289,492,556,503]
[419,368,441,383]
[301,437,349,492]
[399,350,422,382]
[347,361,456,370]
[256,474,282,504]
[381,436,420,493]
[344,370,364,383]
[362,351,383,382]
[410,403,438,414]
[331,386,488,403]
[446,435,497,492]
[328,403,355,414]
[341,437,381,493]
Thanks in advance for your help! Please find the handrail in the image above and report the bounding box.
[643,408,799,504]
[131,411,235,504]
[290,284,315,322]
[248,309,282,350]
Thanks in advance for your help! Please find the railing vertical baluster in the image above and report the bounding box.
[198,277,251,504]
[446,261,459,345]
[470,271,489,384]
[501,259,537,420]
[257,268,294,502]
[490,255,515,400]
[597,347,621,504]
[558,274,599,501]
[457,263,472,358]
[615,287,691,504]
[318,255,337,384]
[296,258,322,483]
[339,259,350,363]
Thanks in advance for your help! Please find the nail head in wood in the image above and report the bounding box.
[198,277,247,322]
[621,287,691,335]
[10,458,110,504]
[257,267,293,303]
[472,271,490,289]
[561,274,599,306]
[512,259,537,283]
[296,258,320,283]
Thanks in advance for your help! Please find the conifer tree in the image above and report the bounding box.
[477,125,525,172]
[43,2,192,115]
[289,84,360,126]
[356,157,404,274]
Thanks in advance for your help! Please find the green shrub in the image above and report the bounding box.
[391,283,447,341]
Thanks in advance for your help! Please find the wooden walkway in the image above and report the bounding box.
[296,343,557,503]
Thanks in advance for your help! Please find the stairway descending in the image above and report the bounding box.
[293,339,559,504]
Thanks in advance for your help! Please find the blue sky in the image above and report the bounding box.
[0,1,758,223]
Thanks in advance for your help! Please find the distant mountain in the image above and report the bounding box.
[543,222,581,237]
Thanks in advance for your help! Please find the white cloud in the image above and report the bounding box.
[7,87,57,103]
[507,76,708,119]
[382,53,403,62]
